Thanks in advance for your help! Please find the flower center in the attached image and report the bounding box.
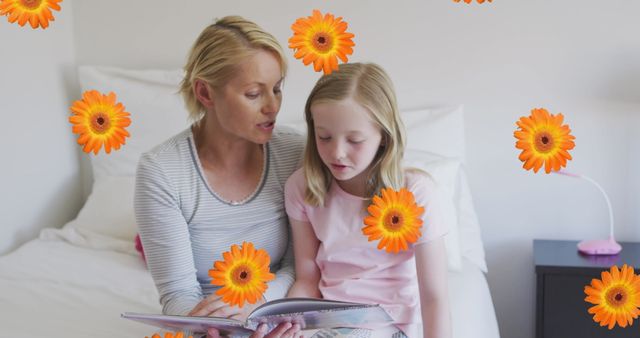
[383,211,404,232]
[90,112,111,134]
[312,32,334,53]
[20,0,41,9]
[231,265,252,286]
[534,131,555,153]
[605,286,627,308]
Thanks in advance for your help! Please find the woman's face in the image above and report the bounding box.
[311,97,383,185]
[210,49,283,145]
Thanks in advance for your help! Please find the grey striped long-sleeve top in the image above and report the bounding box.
[134,126,305,316]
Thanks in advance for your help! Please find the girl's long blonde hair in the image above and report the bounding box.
[303,62,406,207]
[180,16,287,121]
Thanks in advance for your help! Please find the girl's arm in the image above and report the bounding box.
[416,237,452,338]
[286,217,322,298]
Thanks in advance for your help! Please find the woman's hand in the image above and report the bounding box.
[193,295,302,337]
[207,323,302,338]
[189,294,266,320]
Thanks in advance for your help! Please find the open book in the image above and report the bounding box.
[122,298,393,336]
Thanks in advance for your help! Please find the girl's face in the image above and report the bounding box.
[210,49,283,145]
[311,97,383,187]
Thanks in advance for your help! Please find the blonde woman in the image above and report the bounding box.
[285,63,452,338]
[135,16,303,338]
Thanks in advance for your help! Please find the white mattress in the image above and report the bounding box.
[0,236,499,338]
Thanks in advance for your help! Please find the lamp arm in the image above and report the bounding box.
[554,170,615,239]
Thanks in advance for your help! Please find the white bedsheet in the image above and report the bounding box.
[0,237,161,337]
[447,258,500,338]
[0,235,499,338]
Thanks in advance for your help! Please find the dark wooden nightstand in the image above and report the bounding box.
[534,239,640,338]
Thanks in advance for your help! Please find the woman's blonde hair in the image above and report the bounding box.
[303,62,406,207]
[180,16,287,121]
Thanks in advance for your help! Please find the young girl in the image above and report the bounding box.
[284,63,452,338]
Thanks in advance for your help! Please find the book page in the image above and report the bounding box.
[121,312,254,335]
[246,298,393,331]
[249,298,374,317]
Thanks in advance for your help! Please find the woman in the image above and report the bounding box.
[134,16,304,338]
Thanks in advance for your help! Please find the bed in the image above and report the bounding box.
[0,66,500,338]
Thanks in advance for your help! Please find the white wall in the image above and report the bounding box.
[631,112,640,239]
[0,0,633,337]
[0,3,83,255]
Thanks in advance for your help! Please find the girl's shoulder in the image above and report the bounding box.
[402,167,443,205]
[403,167,437,190]
[284,167,306,196]
[286,167,305,185]
[283,168,309,211]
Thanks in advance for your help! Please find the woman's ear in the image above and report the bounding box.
[194,79,215,108]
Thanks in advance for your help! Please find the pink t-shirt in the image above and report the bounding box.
[284,168,448,337]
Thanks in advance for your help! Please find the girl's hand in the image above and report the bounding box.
[207,323,302,338]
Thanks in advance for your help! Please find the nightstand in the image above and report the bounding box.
[534,239,640,338]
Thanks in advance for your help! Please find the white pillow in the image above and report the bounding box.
[401,106,487,272]
[78,66,191,181]
[456,168,488,272]
[62,176,137,242]
[404,152,462,271]
[403,106,466,161]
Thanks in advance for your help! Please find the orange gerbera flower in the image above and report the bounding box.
[514,108,575,174]
[453,0,493,3]
[362,188,425,254]
[0,0,61,29]
[209,242,275,307]
[584,265,640,329]
[146,332,193,338]
[69,90,131,155]
[288,9,355,75]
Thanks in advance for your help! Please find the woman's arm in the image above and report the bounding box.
[415,237,452,338]
[135,153,203,316]
[286,218,322,298]
[262,224,296,301]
